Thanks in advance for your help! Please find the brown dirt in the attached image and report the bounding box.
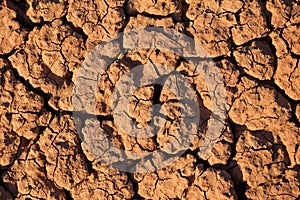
[0,0,300,199]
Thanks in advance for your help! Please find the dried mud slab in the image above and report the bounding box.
[0,115,20,167]
[0,5,27,54]
[265,0,292,28]
[2,144,66,199]
[0,58,45,167]
[66,0,126,49]
[26,0,68,23]
[37,114,90,190]
[70,165,134,200]
[1,0,300,199]
[282,25,300,55]
[231,0,269,45]
[274,54,300,100]
[234,126,300,199]
[127,0,182,18]
[270,29,300,101]
[186,0,242,57]
[229,84,291,131]
[9,19,86,111]
[296,104,300,123]
[134,154,237,199]
[233,41,275,80]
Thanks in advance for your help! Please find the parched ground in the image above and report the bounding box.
[0,0,300,199]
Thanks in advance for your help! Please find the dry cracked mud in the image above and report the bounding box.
[0,0,300,199]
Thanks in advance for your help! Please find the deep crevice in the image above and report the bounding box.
[258,0,275,32]
[0,168,14,197]
[6,0,48,31]
[126,172,144,200]
[60,14,88,43]
[226,121,248,200]
[64,188,73,200]
[119,0,132,33]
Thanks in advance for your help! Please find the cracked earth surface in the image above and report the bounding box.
[0,0,300,199]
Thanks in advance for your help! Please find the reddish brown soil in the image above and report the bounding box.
[0,0,300,199]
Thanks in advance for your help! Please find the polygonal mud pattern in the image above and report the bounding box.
[0,0,300,199]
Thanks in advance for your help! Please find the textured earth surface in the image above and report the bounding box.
[0,0,300,199]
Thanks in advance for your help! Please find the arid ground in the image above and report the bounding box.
[0,0,300,199]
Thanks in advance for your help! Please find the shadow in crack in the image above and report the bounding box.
[228,161,248,200]
[227,123,249,200]
[6,0,34,28]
